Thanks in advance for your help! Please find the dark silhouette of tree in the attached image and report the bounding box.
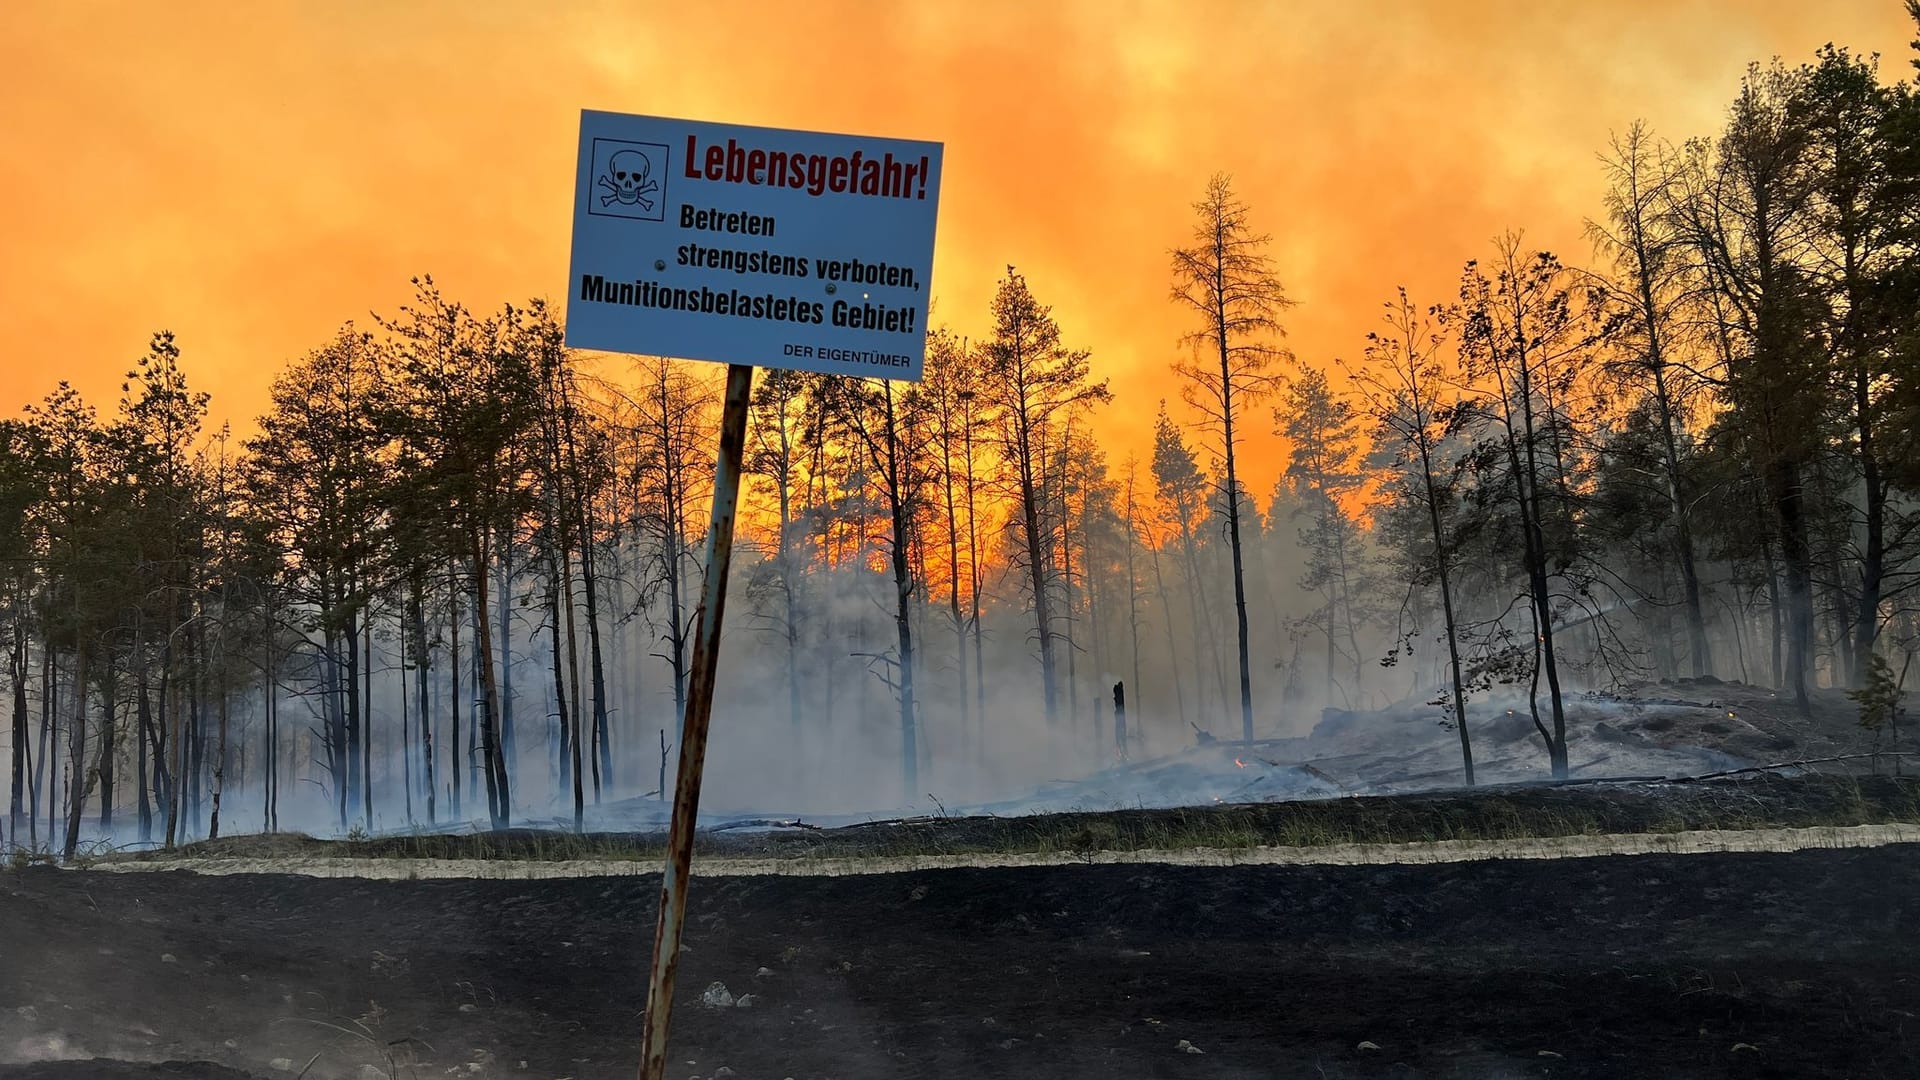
[1672,63,1826,713]
[1349,290,1478,784]
[826,374,934,798]
[1453,238,1610,778]
[1276,367,1369,703]
[383,279,537,829]
[245,328,388,834]
[746,367,813,735]
[1587,121,1716,677]
[1171,173,1295,744]
[1151,401,1227,723]
[980,268,1108,728]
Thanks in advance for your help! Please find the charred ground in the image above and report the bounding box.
[7,682,1917,1080]
[3,839,1917,1079]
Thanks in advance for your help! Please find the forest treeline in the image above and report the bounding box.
[4,28,1920,854]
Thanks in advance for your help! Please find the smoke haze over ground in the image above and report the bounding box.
[4,3,1920,860]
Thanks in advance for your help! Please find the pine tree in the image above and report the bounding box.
[1588,121,1715,676]
[1171,173,1294,744]
[980,268,1109,728]
[1672,63,1826,712]
[1276,367,1368,703]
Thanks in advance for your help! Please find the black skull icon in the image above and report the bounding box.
[599,148,660,211]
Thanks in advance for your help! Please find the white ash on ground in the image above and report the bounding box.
[968,677,1910,813]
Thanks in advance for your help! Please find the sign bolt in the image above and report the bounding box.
[655,259,666,271]
[826,283,837,295]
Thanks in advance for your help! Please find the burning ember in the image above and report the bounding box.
[1234,757,1247,768]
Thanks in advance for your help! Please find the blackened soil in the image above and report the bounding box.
[0,1065,258,1079]
[2,846,1916,1079]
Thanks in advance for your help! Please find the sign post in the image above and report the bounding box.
[636,358,751,1080]
[562,110,941,1080]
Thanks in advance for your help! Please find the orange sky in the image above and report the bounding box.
[2,1,1913,499]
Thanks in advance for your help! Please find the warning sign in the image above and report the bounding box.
[565,110,944,381]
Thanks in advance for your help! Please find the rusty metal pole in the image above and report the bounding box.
[638,361,754,1080]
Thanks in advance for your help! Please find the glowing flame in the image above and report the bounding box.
[1234,757,1247,768]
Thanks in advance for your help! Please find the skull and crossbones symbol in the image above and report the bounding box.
[599,149,659,211]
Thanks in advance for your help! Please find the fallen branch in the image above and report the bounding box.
[838,815,943,831]
[707,818,820,832]
[1672,753,1920,783]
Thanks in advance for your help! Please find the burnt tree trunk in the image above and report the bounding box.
[559,405,613,794]
[209,644,229,841]
[1014,409,1060,727]
[1767,459,1816,714]
[61,642,89,859]
[1852,365,1886,687]
[136,659,153,843]
[469,536,511,829]
[498,538,516,797]
[547,551,584,831]
[361,608,373,828]
[10,612,29,839]
[881,385,919,799]
[1149,543,1188,732]
[448,559,462,820]
[95,653,115,832]
[409,572,435,825]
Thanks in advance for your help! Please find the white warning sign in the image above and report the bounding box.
[566,110,944,381]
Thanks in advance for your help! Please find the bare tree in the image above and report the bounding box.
[627,357,717,736]
[1349,289,1477,784]
[1171,173,1295,744]
[827,375,934,798]
[1119,457,1146,755]
[1454,238,1609,778]
[922,331,976,750]
[747,368,814,733]
[1587,121,1715,677]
